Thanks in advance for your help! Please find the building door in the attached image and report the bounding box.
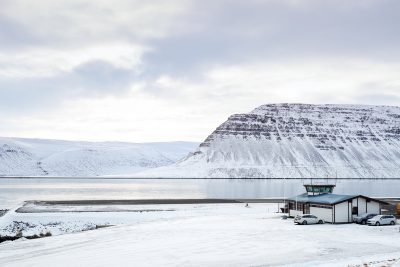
[304,204,310,214]
[348,201,352,222]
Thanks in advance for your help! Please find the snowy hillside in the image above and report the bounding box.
[0,137,198,176]
[138,103,400,178]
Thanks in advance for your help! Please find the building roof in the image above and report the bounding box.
[287,193,358,205]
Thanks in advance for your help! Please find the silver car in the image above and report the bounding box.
[367,215,397,226]
[294,214,324,225]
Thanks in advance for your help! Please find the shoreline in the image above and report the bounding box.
[2,176,400,180]
[18,197,400,206]
[22,198,285,206]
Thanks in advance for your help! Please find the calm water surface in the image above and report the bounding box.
[1,178,399,209]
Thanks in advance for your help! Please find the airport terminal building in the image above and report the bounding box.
[287,184,388,224]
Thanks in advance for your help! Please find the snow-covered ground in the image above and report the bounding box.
[1,203,399,266]
[0,203,281,237]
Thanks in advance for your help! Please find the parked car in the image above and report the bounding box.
[353,213,377,225]
[367,215,397,226]
[294,214,324,225]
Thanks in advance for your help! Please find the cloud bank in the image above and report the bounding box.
[1,0,400,141]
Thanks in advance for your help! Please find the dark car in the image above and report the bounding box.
[353,213,377,225]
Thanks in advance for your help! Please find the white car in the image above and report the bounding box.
[294,214,324,225]
[367,215,397,226]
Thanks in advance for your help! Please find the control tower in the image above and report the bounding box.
[303,184,336,196]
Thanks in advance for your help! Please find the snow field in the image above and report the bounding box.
[1,203,400,266]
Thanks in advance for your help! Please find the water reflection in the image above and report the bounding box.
[0,178,399,209]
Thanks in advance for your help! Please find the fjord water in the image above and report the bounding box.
[1,178,399,209]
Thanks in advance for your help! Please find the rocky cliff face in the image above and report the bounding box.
[141,104,400,178]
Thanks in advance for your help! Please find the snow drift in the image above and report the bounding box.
[138,103,400,178]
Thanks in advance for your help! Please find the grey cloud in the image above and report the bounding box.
[0,17,41,50]
[0,0,187,49]
[3,0,400,78]
[1,0,400,115]
[143,0,400,77]
[0,60,136,114]
[71,61,134,93]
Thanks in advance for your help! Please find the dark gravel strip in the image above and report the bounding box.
[0,210,9,217]
[30,199,245,206]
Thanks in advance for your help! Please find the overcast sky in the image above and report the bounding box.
[1,0,400,142]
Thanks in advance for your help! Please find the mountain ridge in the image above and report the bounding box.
[137,103,400,178]
[0,137,198,177]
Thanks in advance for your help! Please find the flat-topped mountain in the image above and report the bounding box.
[139,103,400,178]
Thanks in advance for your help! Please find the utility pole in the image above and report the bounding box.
[283,175,286,213]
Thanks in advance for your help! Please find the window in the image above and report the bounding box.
[305,185,334,194]
[352,207,358,215]
[310,204,332,209]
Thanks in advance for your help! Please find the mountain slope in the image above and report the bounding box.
[137,104,400,178]
[0,137,198,176]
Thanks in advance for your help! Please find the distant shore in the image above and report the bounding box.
[20,197,400,206]
[2,176,400,180]
[23,198,285,206]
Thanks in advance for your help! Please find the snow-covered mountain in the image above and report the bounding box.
[138,104,400,178]
[0,137,198,176]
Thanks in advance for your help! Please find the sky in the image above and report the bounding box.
[1,0,400,142]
